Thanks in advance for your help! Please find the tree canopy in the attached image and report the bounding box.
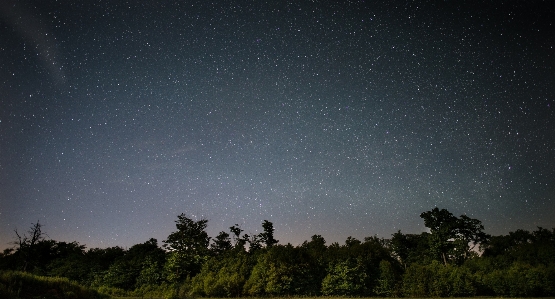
[1,209,554,298]
[420,207,489,265]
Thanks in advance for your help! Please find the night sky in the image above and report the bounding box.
[1,0,554,250]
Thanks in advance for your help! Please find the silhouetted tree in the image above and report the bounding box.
[453,214,489,263]
[260,220,279,248]
[230,224,247,251]
[244,233,263,252]
[390,231,431,268]
[12,220,46,272]
[211,231,233,255]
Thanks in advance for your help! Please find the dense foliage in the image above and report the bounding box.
[1,209,554,298]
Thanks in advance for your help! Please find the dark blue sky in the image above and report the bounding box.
[1,0,554,250]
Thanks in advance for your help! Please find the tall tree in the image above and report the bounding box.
[453,214,489,263]
[420,208,487,265]
[163,213,210,282]
[420,208,458,265]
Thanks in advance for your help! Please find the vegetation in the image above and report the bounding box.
[1,209,554,298]
[0,270,109,299]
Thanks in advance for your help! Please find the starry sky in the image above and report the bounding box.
[1,0,554,250]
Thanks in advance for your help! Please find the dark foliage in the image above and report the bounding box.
[1,211,554,297]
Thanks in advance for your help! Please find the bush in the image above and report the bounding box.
[321,257,370,296]
[243,245,321,296]
[373,260,398,297]
[482,262,555,297]
[401,261,476,297]
[192,252,251,297]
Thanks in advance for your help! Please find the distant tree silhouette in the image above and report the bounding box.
[12,220,46,271]
[260,220,279,248]
[210,231,233,255]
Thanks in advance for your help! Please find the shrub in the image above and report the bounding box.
[401,261,476,297]
[321,257,370,296]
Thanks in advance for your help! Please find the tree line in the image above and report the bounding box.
[1,208,554,298]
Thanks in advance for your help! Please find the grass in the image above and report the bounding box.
[193,298,555,299]
[0,270,109,299]
[198,298,555,299]
[1,273,554,299]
